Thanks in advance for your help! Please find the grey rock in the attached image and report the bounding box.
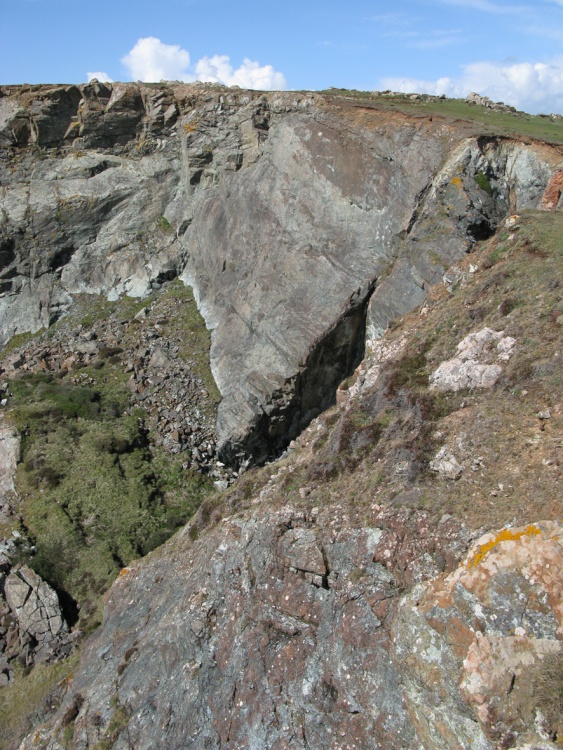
[282,527,326,577]
[430,328,516,392]
[4,565,68,649]
[0,416,20,517]
[21,513,560,750]
[430,446,463,480]
[0,84,560,468]
[17,506,467,750]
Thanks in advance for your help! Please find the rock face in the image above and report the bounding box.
[393,522,563,750]
[0,416,19,517]
[0,564,76,686]
[20,515,562,750]
[1,83,561,463]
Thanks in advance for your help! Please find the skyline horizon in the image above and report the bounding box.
[2,1,563,115]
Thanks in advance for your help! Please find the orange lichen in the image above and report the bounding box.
[466,524,541,569]
[451,176,462,187]
[119,567,131,577]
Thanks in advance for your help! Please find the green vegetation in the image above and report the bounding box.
[3,280,219,629]
[475,170,492,194]
[1,330,39,357]
[0,653,80,750]
[317,89,563,144]
[8,368,214,627]
[385,347,430,395]
[156,215,173,233]
[10,373,157,623]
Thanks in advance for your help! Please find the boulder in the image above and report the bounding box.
[430,446,463,479]
[430,328,516,391]
[4,565,68,651]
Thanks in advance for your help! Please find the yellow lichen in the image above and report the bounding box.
[451,176,462,187]
[466,524,541,569]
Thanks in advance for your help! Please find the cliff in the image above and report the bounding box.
[1,82,561,462]
[0,83,562,749]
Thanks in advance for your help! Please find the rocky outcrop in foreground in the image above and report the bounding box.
[20,513,561,750]
[6,205,562,749]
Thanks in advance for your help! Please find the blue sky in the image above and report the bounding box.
[1,0,563,113]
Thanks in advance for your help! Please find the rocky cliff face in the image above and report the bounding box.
[1,83,561,463]
[1,84,562,750]
[19,513,562,750]
[8,204,562,750]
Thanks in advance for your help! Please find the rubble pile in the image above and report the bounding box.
[0,285,238,484]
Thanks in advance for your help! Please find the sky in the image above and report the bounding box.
[1,0,563,114]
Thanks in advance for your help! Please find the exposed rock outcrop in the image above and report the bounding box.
[6,205,562,749]
[393,521,563,749]
[0,564,76,686]
[1,83,561,464]
[19,514,562,750]
[430,327,516,391]
[0,416,19,518]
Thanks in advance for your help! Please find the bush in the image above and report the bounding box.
[385,348,429,395]
[475,170,492,194]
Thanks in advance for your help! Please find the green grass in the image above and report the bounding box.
[156,215,173,233]
[475,170,492,194]
[3,279,220,629]
[0,653,80,750]
[9,382,214,626]
[10,378,159,622]
[1,330,39,357]
[318,89,563,144]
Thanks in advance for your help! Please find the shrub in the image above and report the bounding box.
[156,216,173,233]
[7,371,212,629]
[385,348,429,396]
[475,170,492,194]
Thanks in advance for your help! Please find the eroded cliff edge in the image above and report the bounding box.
[1,83,562,463]
[0,81,561,748]
[14,207,563,750]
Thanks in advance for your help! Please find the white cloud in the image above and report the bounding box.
[121,37,192,82]
[119,37,287,90]
[87,71,113,83]
[381,56,563,113]
[195,55,287,90]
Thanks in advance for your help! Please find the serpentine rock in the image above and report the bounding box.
[18,513,562,750]
[1,84,561,463]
